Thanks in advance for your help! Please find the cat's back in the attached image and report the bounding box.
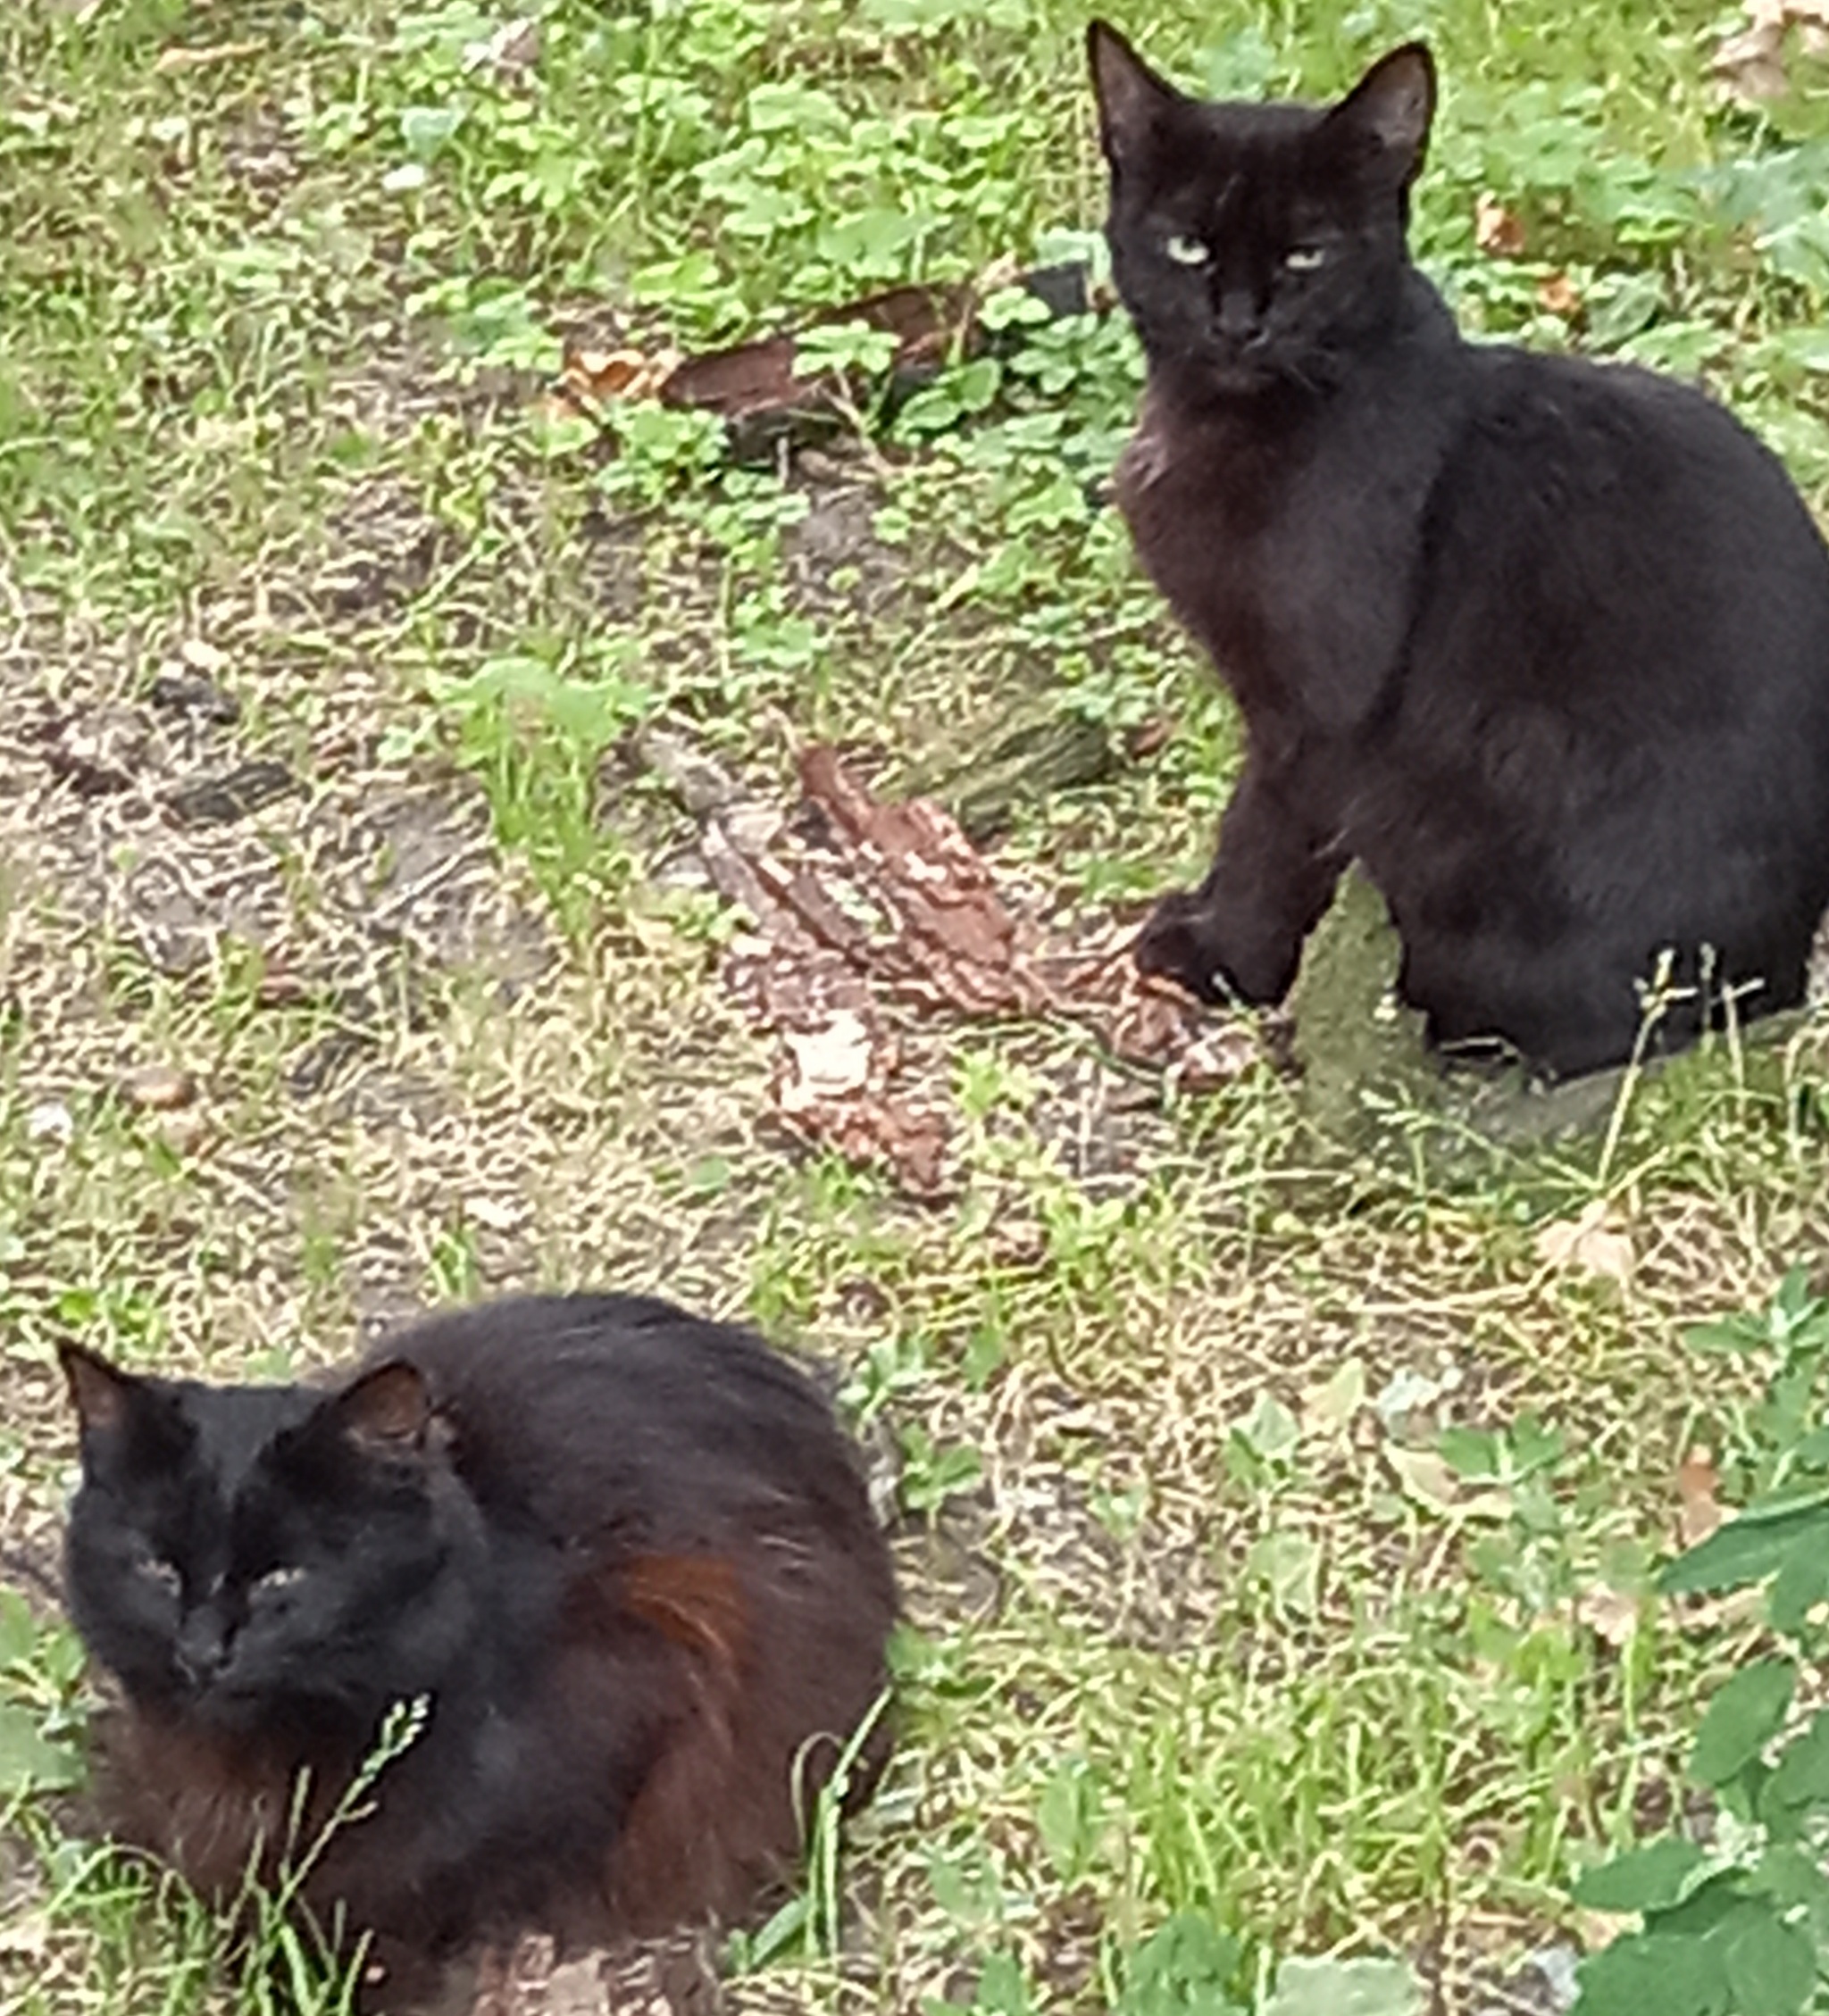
[1416,340,1829,735]
[1450,342,1829,587]
[366,1295,873,1552]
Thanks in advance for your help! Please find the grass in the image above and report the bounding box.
[6,0,1829,2009]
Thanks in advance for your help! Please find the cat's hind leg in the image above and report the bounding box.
[1136,751,1347,1004]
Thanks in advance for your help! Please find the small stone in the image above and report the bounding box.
[26,1101,73,1144]
[157,1112,209,1156]
[121,1063,196,1112]
[149,670,240,723]
[180,637,230,674]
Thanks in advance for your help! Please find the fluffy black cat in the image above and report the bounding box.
[60,1294,898,2003]
[1090,22,1829,1076]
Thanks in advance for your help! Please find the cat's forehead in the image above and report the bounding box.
[171,1379,320,1502]
[1145,102,1336,217]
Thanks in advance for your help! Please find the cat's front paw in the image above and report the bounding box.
[1133,892,1232,1004]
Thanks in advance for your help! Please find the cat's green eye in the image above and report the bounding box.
[1165,234,1211,268]
[255,1565,305,1595]
[1284,246,1327,273]
[138,1557,180,1594]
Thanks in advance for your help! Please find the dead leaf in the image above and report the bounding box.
[464,16,539,76]
[1576,1585,1641,1646]
[1534,1200,1634,1285]
[1386,1445,1462,1511]
[552,345,681,420]
[1712,0,1829,98]
[783,1090,951,1197]
[1475,194,1526,258]
[542,264,1104,461]
[778,1012,875,1111]
[153,39,263,74]
[120,1062,196,1112]
[1537,272,1583,320]
[1301,1358,1368,1436]
[1676,1446,1725,1549]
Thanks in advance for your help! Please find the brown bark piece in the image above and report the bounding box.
[646,738,1262,1196]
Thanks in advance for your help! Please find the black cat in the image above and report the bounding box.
[59,1294,898,2003]
[1090,23,1829,1077]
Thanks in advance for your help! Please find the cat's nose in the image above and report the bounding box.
[1215,288,1260,341]
[175,1611,233,1686]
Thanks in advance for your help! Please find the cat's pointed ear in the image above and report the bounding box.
[1327,42,1435,187]
[1088,21,1181,171]
[331,1360,432,1456]
[59,1342,138,1437]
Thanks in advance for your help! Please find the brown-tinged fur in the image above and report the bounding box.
[62,1295,898,2005]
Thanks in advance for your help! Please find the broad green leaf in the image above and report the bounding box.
[397,104,464,158]
[1036,1760,1103,1883]
[1235,1394,1300,1463]
[972,1952,1031,2015]
[1683,1318,1768,1356]
[1574,1929,1729,2015]
[0,1591,38,1670]
[1437,1426,1503,1480]
[1246,1530,1321,1613]
[1689,1660,1795,1787]
[1510,1415,1566,1476]
[1768,1544,1829,1633]
[1657,1870,1758,1937]
[1773,1266,1817,1332]
[745,82,846,133]
[1120,1912,1243,2015]
[1260,1955,1423,2016]
[1759,1709,1829,1837]
[1723,1912,1815,2016]
[1786,1424,1829,1468]
[1750,1843,1829,1916]
[1658,1501,1829,1596]
[1571,1837,1708,1913]
[0,1704,82,1795]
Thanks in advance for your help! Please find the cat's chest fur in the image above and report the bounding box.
[1115,336,1459,743]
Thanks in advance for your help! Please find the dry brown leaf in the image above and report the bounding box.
[1676,1446,1725,1548]
[1534,1200,1634,1285]
[1712,0,1829,98]
[1537,272,1583,319]
[1301,1358,1368,1437]
[554,345,681,416]
[1576,1585,1641,1646]
[464,16,540,76]
[781,1091,951,1197]
[153,39,263,74]
[1475,194,1526,258]
[1386,1445,1462,1511]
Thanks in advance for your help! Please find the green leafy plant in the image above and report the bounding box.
[0,1594,85,1799]
[1569,1271,1829,2014]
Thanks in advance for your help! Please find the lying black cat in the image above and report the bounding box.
[1090,23,1829,1076]
[60,1294,898,2004]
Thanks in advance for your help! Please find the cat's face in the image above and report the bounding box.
[60,1346,480,1736]
[1089,24,1435,398]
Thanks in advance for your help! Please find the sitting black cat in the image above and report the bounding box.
[59,1294,898,2004]
[1090,22,1829,1076]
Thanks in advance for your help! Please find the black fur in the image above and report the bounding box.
[60,1295,898,2002]
[1090,23,1829,1075]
